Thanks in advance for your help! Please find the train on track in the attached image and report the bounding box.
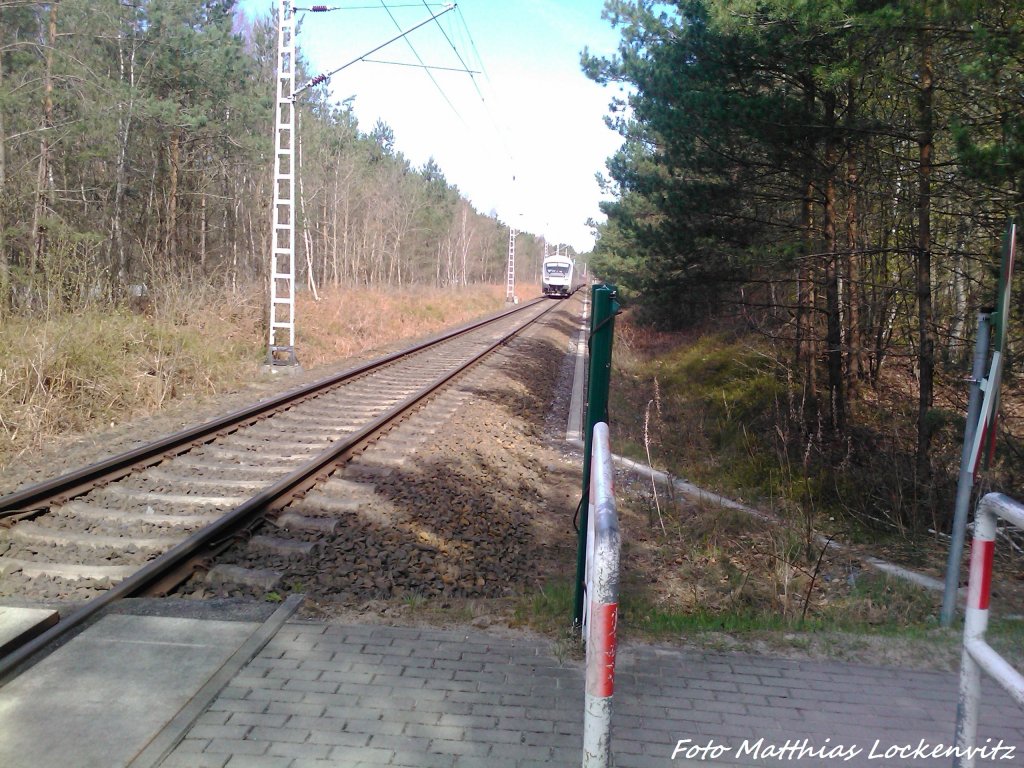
[542,253,577,297]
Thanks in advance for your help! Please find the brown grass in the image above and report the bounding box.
[0,281,516,465]
[295,284,517,367]
[607,309,1024,624]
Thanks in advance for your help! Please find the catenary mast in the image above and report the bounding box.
[267,0,298,367]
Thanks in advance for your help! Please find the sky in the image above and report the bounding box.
[236,0,626,254]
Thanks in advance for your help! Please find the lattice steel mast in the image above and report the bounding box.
[268,0,298,366]
[267,3,458,365]
[505,227,517,303]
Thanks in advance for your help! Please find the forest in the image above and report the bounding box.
[0,0,547,314]
[584,0,1024,529]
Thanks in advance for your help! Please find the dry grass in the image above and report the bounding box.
[614,479,940,628]
[0,281,516,465]
[0,286,263,460]
[295,283,517,367]
[607,308,1024,631]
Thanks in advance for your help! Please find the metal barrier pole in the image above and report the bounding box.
[954,493,1024,768]
[954,498,996,768]
[582,422,620,768]
[941,312,990,626]
[574,284,619,627]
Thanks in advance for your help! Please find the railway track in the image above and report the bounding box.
[0,295,565,676]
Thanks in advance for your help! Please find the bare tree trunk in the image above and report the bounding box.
[110,3,136,284]
[795,78,820,403]
[797,179,817,401]
[844,181,863,386]
[445,233,455,285]
[31,1,58,279]
[304,228,318,299]
[199,189,207,269]
[823,92,844,434]
[915,16,936,485]
[321,195,330,287]
[341,196,350,285]
[460,205,469,286]
[844,82,864,391]
[949,217,970,363]
[370,226,380,284]
[295,119,318,299]
[165,129,180,264]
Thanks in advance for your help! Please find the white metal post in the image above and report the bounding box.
[954,492,1024,767]
[582,422,620,768]
[268,0,298,366]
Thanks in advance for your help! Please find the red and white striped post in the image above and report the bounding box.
[582,422,620,768]
[954,492,1024,768]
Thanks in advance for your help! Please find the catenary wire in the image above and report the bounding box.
[447,4,516,173]
[377,0,466,126]
[421,0,485,105]
[361,58,480,73]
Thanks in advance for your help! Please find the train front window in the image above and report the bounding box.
[545,265,569,276]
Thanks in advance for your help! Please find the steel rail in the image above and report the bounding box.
[0,297,543,517]
[0,297,560,685]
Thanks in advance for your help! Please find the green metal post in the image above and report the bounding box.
[574,283,619,627]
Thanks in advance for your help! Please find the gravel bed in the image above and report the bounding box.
[173,302,585,615]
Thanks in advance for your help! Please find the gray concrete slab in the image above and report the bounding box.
[161,622,1024,768]
[0,613,259,768]
[0,606,58,655]
[0,604,1020,768]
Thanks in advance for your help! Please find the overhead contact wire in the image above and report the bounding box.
[422,0,484,104]
[454,5,516,173]
[378,0,466,126]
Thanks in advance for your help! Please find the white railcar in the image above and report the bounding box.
[542,255,575,297]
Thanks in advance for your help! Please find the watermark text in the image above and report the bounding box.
[670,737,1016,762]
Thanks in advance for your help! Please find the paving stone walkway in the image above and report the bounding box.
[159,622,1024,768]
